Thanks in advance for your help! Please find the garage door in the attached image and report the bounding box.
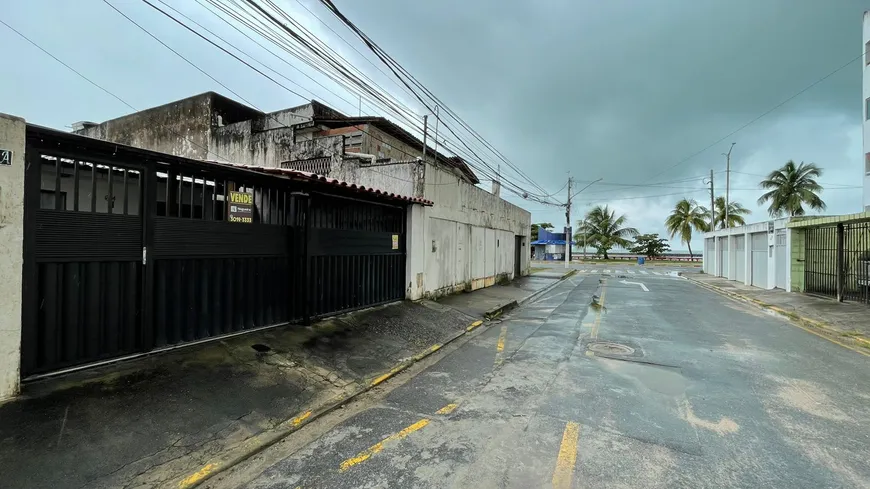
[705,238,716,274]
[719,237,729,278]
[775,229,787,289]
[750,232,768,288]
[734,235,746,283]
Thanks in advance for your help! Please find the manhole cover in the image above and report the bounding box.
[587,342,634,355]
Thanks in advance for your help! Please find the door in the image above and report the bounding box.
[734,235,746,283]
[705,238,716,275]
[514,236,523,277]
[719,237,729,278]
[22,149,146,376]
[750,232,768,288]
[775,229,787,289]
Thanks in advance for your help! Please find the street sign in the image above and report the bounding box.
[228,191,253,223]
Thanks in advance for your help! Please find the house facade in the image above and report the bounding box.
[73,92,531,299]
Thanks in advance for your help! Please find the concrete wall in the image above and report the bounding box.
[76,94,214,160]
[329,159,420,199]
[0,114,25,401]
[415,163,531,298]
[211,122,295,168]
[703,218,791,291]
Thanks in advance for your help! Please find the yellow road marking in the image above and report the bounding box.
[370,364,407,387]
[291,410,312,427]
[494,325,508,367]
[179,463,218,488]
[552,421,581,489]
[339,419,430,471]
[590,283,608,339]
[436,403,458,415]
[467,320,484,332]
[496,325,507,352]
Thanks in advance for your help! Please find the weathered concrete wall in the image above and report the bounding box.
[362,124,435,165]
[76,95,213,160]
[211,122,295,168]
[0,114,25,401]
[420,164,531,297]
[330,160,420,198]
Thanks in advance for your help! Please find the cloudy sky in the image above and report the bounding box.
[1,0,866,253]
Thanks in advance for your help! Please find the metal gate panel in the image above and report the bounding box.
[705,238,716,275]
[308,194,405,319]
[719,237,729,278]
[750,232,768,288]
[843,222,870,303]
[734,235,746,283]
[23,152,145,376]
[805,226,837,298]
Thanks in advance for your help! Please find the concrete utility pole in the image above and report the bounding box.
[723,142,735,228]
[421,115,428,162]
[709,169,715,232]
[433,106,440,157]
[565,176,572,269]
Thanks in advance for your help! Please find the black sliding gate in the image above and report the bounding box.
[22,132,406,377]
[804,222,870,303]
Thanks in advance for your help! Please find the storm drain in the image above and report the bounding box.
[587,341,634,355]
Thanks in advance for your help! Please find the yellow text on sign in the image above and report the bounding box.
[229,191,253,204]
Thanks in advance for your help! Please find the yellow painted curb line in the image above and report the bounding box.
[466,320,484,332]
[687,278,870,358]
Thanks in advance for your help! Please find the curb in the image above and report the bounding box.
[176,319,491,488]
[176,271,579,488]
[686,277,870,357]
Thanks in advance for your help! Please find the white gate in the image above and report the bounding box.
[750,232,768,288]
[719,237,729,278]
[775,229,787,289]
[734,235,746,283]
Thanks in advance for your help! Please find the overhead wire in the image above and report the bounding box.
[311,0,556,200]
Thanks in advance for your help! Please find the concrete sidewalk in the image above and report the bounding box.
[688,274,870,353]
[437,271,570,319]
[0,273,566,489]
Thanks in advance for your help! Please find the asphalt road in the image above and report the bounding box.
[217,273,870,488]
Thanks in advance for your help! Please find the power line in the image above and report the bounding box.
[0,15,231,162]
[312,0,556,200]
[573,189,707,203]
[645,49,868,184]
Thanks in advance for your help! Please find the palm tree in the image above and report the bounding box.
[665,198,709,260]
[713,196,751,229]
[575,205,638,259]
[757,160,826,217]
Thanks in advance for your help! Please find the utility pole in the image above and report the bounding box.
[433,105,440,158]
[709,169,715,232]
[723,142,735,227]
[565,177,572,269]
[421,115,428,162]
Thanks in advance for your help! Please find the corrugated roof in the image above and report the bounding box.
[213,162,434,206]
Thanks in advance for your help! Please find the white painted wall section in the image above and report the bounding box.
[0,114,25,401]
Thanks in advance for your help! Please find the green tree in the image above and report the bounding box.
[713,196,751,229]
[665,198,709,260]
[629,233,671,259]
[574,205,638,259]
[757,160,827,217]
[531,222,554,241]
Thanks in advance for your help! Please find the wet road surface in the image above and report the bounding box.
[217,273,870,488]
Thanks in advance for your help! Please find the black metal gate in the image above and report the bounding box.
[22,130,408,377]
[843,222,870,303]
[804,225,837,298]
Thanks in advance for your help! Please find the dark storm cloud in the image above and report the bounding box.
[0,0,864,249]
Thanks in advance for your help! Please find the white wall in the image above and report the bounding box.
[863,11,870,210]
[0,114,25,401]
[703,218,791,290]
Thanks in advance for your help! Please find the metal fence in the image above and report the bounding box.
[804,222,870,303]
[804,225,838,298]
[22,127,407,377]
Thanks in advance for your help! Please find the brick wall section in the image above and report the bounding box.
[790,228,806,292]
